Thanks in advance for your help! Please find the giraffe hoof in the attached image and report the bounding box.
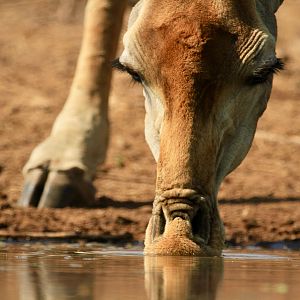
[18,168,96,208]
[18,168,48,207]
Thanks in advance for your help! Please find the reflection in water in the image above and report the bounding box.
[0,245,300,300]
[15,252,223,300]
[144,256,223,300]
[18,257,94,300]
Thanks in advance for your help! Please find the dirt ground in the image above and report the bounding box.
[0,1,299,247]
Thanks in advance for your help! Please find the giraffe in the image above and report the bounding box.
[19,0,284,256]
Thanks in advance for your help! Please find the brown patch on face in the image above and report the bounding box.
[138,6,243,120]
[137,0,256,89]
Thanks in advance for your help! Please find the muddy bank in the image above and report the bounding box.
[1,198,299,246]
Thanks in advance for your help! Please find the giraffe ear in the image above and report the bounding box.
[259,0,284,13]
[271,0,284,13]
[256,0,284,37]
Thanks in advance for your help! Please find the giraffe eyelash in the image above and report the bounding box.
[249,58,284,84]
[112,58,143,83]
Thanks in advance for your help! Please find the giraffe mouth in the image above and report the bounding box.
[145,189,213,255]
[163,197,210,244]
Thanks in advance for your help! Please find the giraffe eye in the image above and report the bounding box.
[112,58,143,83]
[248,58,284,84]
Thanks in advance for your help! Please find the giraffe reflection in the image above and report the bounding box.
[18,258,94,300]
[145,256,223,300]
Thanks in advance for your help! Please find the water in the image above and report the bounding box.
[0,243,299,300]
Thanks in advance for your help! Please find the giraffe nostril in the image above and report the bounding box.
[192,205,210,244]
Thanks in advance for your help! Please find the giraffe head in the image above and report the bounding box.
[116,0,284,255]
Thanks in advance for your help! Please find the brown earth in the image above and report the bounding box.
[0,1,299,247]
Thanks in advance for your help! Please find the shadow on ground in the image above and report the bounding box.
[90,196,300,209]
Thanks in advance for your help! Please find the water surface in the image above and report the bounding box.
[0,243,299,300]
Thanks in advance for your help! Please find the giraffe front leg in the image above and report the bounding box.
[19,90,108,207]
[18,0,127,208]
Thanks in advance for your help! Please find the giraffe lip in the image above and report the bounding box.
[160,188,206,202]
